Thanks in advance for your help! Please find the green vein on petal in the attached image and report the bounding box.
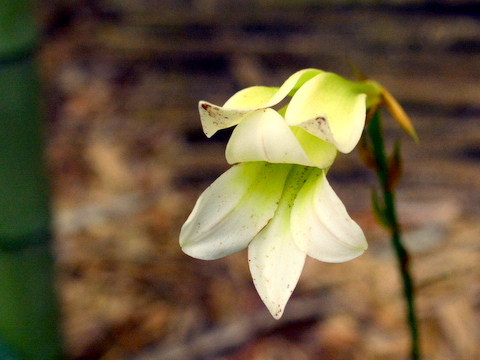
[180,162,292,260]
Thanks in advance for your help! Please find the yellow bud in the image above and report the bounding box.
[381,87,419,143]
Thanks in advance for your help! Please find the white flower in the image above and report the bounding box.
[200,69,379,160]
[180,69,376,319]
[180,163,367,319]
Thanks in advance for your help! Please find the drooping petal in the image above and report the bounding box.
[180,162,292,260]
[248,165,313,319]
[248,213,306,319]
[199,69,322,137]
[291,169,368,263]
[285,72,367,153]
[226,108,316,166]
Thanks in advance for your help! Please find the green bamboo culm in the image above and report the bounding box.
[1,0,63,359]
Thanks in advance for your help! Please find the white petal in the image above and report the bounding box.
[199,101,253,138]
[248,218,306,320]
[285,72,367,153]
[248,166,312,319]
[291,169,368,263]
[180,162,292,260]
[225,109,316,166]
[199,69,323,137]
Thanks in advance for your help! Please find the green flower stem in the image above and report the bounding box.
[368,112,420,360]
[0,1,63,358]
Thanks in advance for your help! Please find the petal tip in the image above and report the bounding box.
[259,295,288,320]
[271,305,285,320]
[198,101,219,137]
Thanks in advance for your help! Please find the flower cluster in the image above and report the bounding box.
[180,69,382,319]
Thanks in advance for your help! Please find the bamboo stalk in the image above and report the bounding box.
[0,0,63,359]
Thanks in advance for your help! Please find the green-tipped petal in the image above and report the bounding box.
[285,72,367,154]
[226,109,316,166]
[248,165,312,319]
[180,162,292,260]
[199,69,323,137]
[291,170,368,262]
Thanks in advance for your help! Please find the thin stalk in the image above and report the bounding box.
[368,112,420,360]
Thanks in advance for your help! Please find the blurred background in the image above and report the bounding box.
[37,0,480,359]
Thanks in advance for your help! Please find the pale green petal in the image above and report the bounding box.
[199,69,322,137]
[285,72,367,153]
[223,86,280,109]
[291,169,368,262]
[225,109,316,166]
[180,162,292,260]
[248,165,312,319]
[291,127,338,169]
[224,68,322,109]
